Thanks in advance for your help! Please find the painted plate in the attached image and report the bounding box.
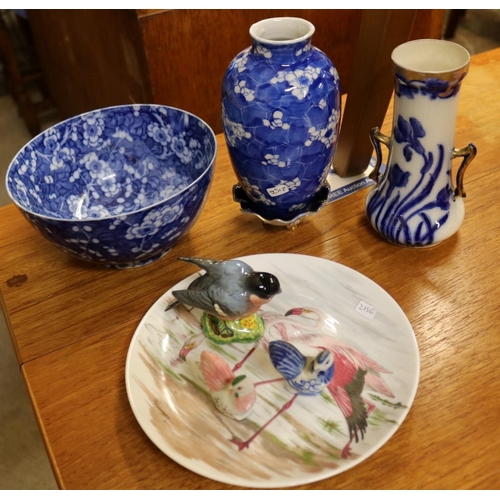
[125,253,419,488]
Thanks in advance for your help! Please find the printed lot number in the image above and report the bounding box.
[267,185,289,197]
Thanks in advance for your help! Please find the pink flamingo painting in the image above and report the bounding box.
[172,302,394,457]
[229,307,394,459]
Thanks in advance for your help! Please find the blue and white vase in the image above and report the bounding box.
[222,17,341,224]
[366,39,477,247]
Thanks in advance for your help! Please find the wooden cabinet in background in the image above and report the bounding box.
[28,9,444,136]
[27,9,444,177]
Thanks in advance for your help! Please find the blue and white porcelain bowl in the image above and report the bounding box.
[6,104,217,269]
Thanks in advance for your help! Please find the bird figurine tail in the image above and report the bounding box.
[165,300,179,312]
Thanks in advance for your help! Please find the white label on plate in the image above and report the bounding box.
[267,184,290,197]
[355,300,377,320]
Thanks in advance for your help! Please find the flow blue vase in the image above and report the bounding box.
[366,39,477,247]
[222,17,341,225]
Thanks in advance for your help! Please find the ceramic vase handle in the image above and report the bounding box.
[452,144,477,198]
[368,127,390,183]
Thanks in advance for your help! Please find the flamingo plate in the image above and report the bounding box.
[125,253,420,488]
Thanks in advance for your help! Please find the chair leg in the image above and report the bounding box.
[15,85,40,136]
[332,10,417,178]
[444,9,466,39]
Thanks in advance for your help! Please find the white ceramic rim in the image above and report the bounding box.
[391,38,470,74]
[250,17,315,45]
[5,103,217,222]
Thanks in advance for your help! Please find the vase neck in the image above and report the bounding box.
[251,38,312,62]
[391,39,470,99]
[249,17,314,63]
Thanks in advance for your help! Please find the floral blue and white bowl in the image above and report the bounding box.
[6,104,217,269]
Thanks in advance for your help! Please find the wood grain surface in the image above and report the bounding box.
[1,48,499,489]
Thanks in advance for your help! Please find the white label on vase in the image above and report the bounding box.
[355,300,377,320]
[267,184,290,197]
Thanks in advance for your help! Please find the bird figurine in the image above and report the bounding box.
[166,257,281,365]
[268,340,334,395]
[200,350,257,421]
[167,257,281,321]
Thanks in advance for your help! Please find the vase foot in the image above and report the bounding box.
[232,184,329,230]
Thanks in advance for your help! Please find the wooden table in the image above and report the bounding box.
[1,48,499,490]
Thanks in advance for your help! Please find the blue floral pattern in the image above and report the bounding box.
[366,115,453,246]
[222,27,341,222]
[6,105,216,268]
[394,73,467,100]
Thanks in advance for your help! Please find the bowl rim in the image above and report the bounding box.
[5,103,217,222]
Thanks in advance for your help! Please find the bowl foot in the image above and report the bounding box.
[104,248,172,270]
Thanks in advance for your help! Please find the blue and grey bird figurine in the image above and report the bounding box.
[268,339,334,395]
[166,257,281,355]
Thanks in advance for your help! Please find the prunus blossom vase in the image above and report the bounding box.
[222,17,341,224]
[366,39,477,247]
